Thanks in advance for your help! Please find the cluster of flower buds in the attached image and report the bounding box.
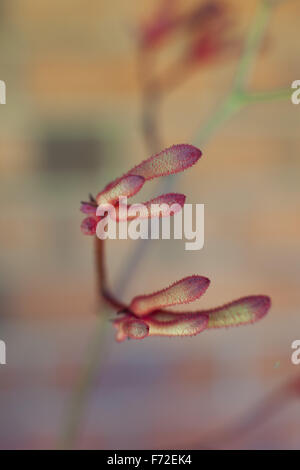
[138,0,239,68]
[80,144,201,235]
[80,144,271,342]
[114,276,270,342]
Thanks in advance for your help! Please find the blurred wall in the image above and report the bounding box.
[0,0,299,449]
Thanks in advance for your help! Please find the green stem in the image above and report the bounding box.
[194,0,286,146]
[59,313,109,449]
[243,87,291,103]
[194,93,244,146]
[233,0,272,91]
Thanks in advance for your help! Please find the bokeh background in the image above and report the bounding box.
[0,0,299,449]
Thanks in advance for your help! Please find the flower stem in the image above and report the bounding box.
[194,93,244,146]
[59,312,109,449]
[233,0,272,92]
[60,239,122,449]
[243,87,291,103]
[194,0,286,146]
[95,237,126,311]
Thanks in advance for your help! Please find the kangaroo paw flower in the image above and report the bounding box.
[126,144,201,181]
[129,275,210,317]
[113,278,271,342]
[80,144,202,234]
[79,143,271,343]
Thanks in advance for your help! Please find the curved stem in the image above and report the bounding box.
[95,237,126,311]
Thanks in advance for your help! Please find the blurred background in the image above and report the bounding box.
[0,0,299,449]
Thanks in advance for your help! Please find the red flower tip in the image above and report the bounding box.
[139,0,179,50]
[184,1,236,67]
[129,275,210,317]
[188,33,223,64]
[80,201,97,215]
[127,144,202,181]
[187,31,238,66]
[81,216,98,236]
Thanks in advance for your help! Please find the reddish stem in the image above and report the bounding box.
[94,237,126,311]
